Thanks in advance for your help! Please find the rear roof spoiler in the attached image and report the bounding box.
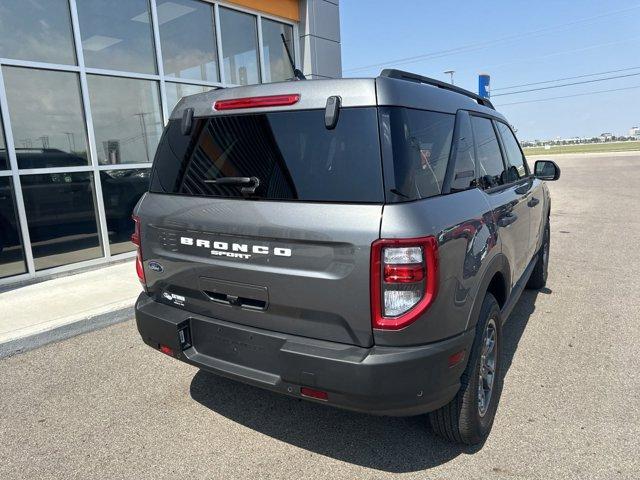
[380,69,495,110]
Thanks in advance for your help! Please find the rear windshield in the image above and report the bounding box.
[149,107,384,203]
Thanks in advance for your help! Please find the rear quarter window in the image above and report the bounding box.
[380,107,455,201]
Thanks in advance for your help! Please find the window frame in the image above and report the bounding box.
[218,6,262,85]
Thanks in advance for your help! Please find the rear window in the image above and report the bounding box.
[380,107,455,201]
[149,108,384,203]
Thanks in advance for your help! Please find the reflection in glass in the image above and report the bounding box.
[261,19,294,83]
[2,67,89,169]
[158,0,219,82]
[101,169,150,255]
[0,178,27,279]
[76,0,156,74]
[0,0,76,65]
[165,83,213,111]
[20,172,102,271]
[0,113,7,170]
[87,75,163,165]
[496,122,528,180]
[220,8,260,85]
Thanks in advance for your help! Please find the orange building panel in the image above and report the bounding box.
[225,0,299,21]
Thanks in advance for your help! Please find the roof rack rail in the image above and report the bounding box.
[380,69,495,110]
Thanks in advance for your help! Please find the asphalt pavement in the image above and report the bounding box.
[1,152,639,479]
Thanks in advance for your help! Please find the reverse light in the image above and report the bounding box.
[131,215,146,288]
[371,237,438,330]
[213,94,300,111]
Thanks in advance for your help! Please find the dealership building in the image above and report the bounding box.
[0,0,341,285]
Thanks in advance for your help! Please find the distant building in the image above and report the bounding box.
[599,133,614,142]
[630,127,640,139]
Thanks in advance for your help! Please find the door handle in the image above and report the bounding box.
[527,197,540,207]
[498,214,518,227]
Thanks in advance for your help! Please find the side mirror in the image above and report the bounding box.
[534,160,561,181]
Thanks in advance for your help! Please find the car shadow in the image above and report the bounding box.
[189,289,544,473]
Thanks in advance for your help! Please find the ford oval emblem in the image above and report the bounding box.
[148,261,164,273]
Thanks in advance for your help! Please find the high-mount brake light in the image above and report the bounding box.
[213,94,300,111]
[131,215,146,288]
[370,236,438,330]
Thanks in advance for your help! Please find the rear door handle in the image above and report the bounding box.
[498,214,518,227]
[528,197,540,207]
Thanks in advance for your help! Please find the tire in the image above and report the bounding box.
[527,219,550,290]
[428,293,503,445]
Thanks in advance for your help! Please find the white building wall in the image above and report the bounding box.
[299,0,342,79]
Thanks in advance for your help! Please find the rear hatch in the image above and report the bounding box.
[139,102,383,347]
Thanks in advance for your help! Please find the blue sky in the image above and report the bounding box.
[340,0,640,140]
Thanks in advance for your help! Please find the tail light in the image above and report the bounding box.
[370,236,438,330]
[131,215,146,288]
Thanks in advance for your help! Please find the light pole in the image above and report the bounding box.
[444,70,455,85]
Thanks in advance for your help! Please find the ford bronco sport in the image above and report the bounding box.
[133,69,560,445]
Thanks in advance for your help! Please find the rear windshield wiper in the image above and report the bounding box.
[204,176,260,195]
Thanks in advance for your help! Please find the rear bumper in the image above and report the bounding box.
[135,293,475,416]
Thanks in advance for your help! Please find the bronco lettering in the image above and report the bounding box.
[180,236,292,259]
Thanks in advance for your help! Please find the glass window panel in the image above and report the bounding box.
[158,0,219,82]
[0,112,8,170]
[383,107,455,200]
[471,116,506,189]
[150,108,384,202]
[20,172,102,271]
[220,8,260,85]
[87,75,163,165]
[496,121,529,181]
[0,178,27,279]
[2,67,89,169]
[0,0,76,65]
[450,114,477,192]
[261,19,294,83]
[165,82,213,111]
[76,0,156,74]
[100,169,150,255]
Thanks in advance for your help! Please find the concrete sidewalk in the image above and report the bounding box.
[0,261,140,358]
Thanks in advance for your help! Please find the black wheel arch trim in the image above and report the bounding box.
[466,253,511,331]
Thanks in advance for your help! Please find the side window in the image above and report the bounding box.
[471,116,506,189]
[450,113,477,192]
[385,107,455,200]
[496,122,528,182]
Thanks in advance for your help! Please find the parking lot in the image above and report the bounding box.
[1,152,639,480]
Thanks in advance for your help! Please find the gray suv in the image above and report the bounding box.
[133,69,560,445]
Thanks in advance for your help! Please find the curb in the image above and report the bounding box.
[0,306,134,360]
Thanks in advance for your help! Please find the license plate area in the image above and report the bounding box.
[190,318,284,372]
